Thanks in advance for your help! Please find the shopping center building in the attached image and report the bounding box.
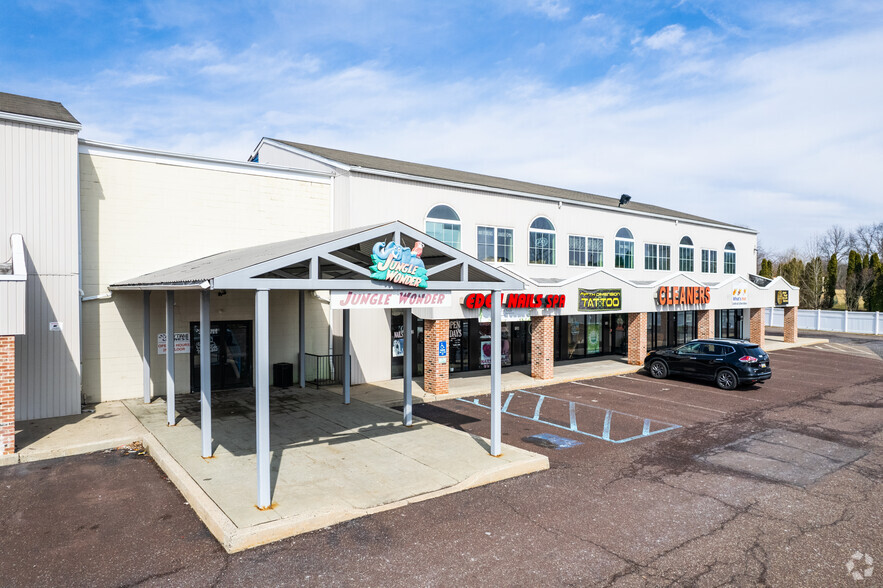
[1,91,801,459]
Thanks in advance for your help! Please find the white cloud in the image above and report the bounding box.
[643,24,687,51]
[65,24,883,251]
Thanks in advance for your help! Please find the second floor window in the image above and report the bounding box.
[425,205,461,249]
[644,243,671,271]
[477,226,514,263]
[615,228,634,269]
[679,236,694,272]
[701,249,718,273]
[569,236,603,267]
[724,242,736,274]
[529,217,556,265]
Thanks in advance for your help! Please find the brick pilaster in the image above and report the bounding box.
[783,306,798,343]
[627,312,648,366]
[423,319,449,395]
[0,336,15,456]
[749,308,765,347]
[531,315,555,379]
[696,309,713,340]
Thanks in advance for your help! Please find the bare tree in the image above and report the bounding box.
[821,225,850,260]
[851,223,882,257]
[800,237,828,308]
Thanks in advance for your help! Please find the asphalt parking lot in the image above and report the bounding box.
[0,340,881,587]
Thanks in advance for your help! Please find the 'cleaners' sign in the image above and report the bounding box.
[657,286,710,306]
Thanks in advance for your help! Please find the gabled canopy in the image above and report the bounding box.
[110,221,524,292]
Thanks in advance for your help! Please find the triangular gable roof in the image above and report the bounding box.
[110,221,523,292]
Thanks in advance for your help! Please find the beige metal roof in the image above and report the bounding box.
[0,91,80,124]
[273,139,752,231]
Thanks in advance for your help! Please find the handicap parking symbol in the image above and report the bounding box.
[439,341,447,357]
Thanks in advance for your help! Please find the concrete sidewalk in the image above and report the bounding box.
[125,388,548,552]
[332,334,827,407]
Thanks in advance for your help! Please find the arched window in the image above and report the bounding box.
[425,205,461,249]
[615,228,634,269]
[679,236,694,272]
[529,217,556,264]
[724,242,736,274]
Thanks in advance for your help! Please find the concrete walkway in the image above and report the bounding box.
[332,334,827,407]
[125,388,547,552]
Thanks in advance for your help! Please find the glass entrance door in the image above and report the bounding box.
[190,320,253,391]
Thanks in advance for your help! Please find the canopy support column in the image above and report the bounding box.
[143,291,151,403]
[490,290,502,456]
[342,308,351,405]
[403,308,413,426]
[299,291,306,388]
[255,289,271,509]
[165,291,175,426]
[200,290,212,458]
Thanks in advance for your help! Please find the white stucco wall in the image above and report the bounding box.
[79,145,334,402]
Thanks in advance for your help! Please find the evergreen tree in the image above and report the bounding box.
[778,257,804,287]
[869,253,882,312]
[800,257,826,308]
[845,250,859,310]
[759,258,773,278]
[823,253,837,309]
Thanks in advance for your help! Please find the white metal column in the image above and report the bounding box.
[490,290,502,456]
[143,291,151,403]
[165,291,175,426]
[200,290,212,458]
[343,308,351,405]
[403,308,413,426]
[299,291,306,388]
[255,289,271,509]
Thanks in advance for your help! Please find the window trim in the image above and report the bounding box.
[679,236,694,272]
[424,203,462,250]
[724,242,736,274]
[614,227,635,270]
[643,242,671,271]
[568,234,604,267]
[476,224,515,264]
[528,216,557,265]
[701,248,718,273]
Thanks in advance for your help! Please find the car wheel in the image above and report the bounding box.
[716,369,738,390]
[649,359,668,379]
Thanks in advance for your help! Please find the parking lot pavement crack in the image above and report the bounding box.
[212,552,232,587]
[600,501,759,588]
[123,565,188,587]
[492,492,642,577]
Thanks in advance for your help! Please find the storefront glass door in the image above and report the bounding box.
[390,312,423,379]
[190,320,253,391]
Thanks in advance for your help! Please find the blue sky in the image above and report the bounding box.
[2,0,882,252]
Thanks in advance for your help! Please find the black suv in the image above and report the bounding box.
[643,339,771,390]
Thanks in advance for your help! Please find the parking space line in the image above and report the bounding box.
[573,382,728,414]
[459,390,681,444]
[615,375,764,402]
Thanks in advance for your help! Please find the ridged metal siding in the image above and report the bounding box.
[1,119,81,419]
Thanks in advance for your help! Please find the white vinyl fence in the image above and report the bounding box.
[765,307,882,335]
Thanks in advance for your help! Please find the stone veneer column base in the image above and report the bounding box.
[627,313,648,366]
[783,306,798,343]
[423,319,449,395]
[0,336,15,456]
[749,308,766,347]
[531,316,555,379]
[696,309,713,340]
